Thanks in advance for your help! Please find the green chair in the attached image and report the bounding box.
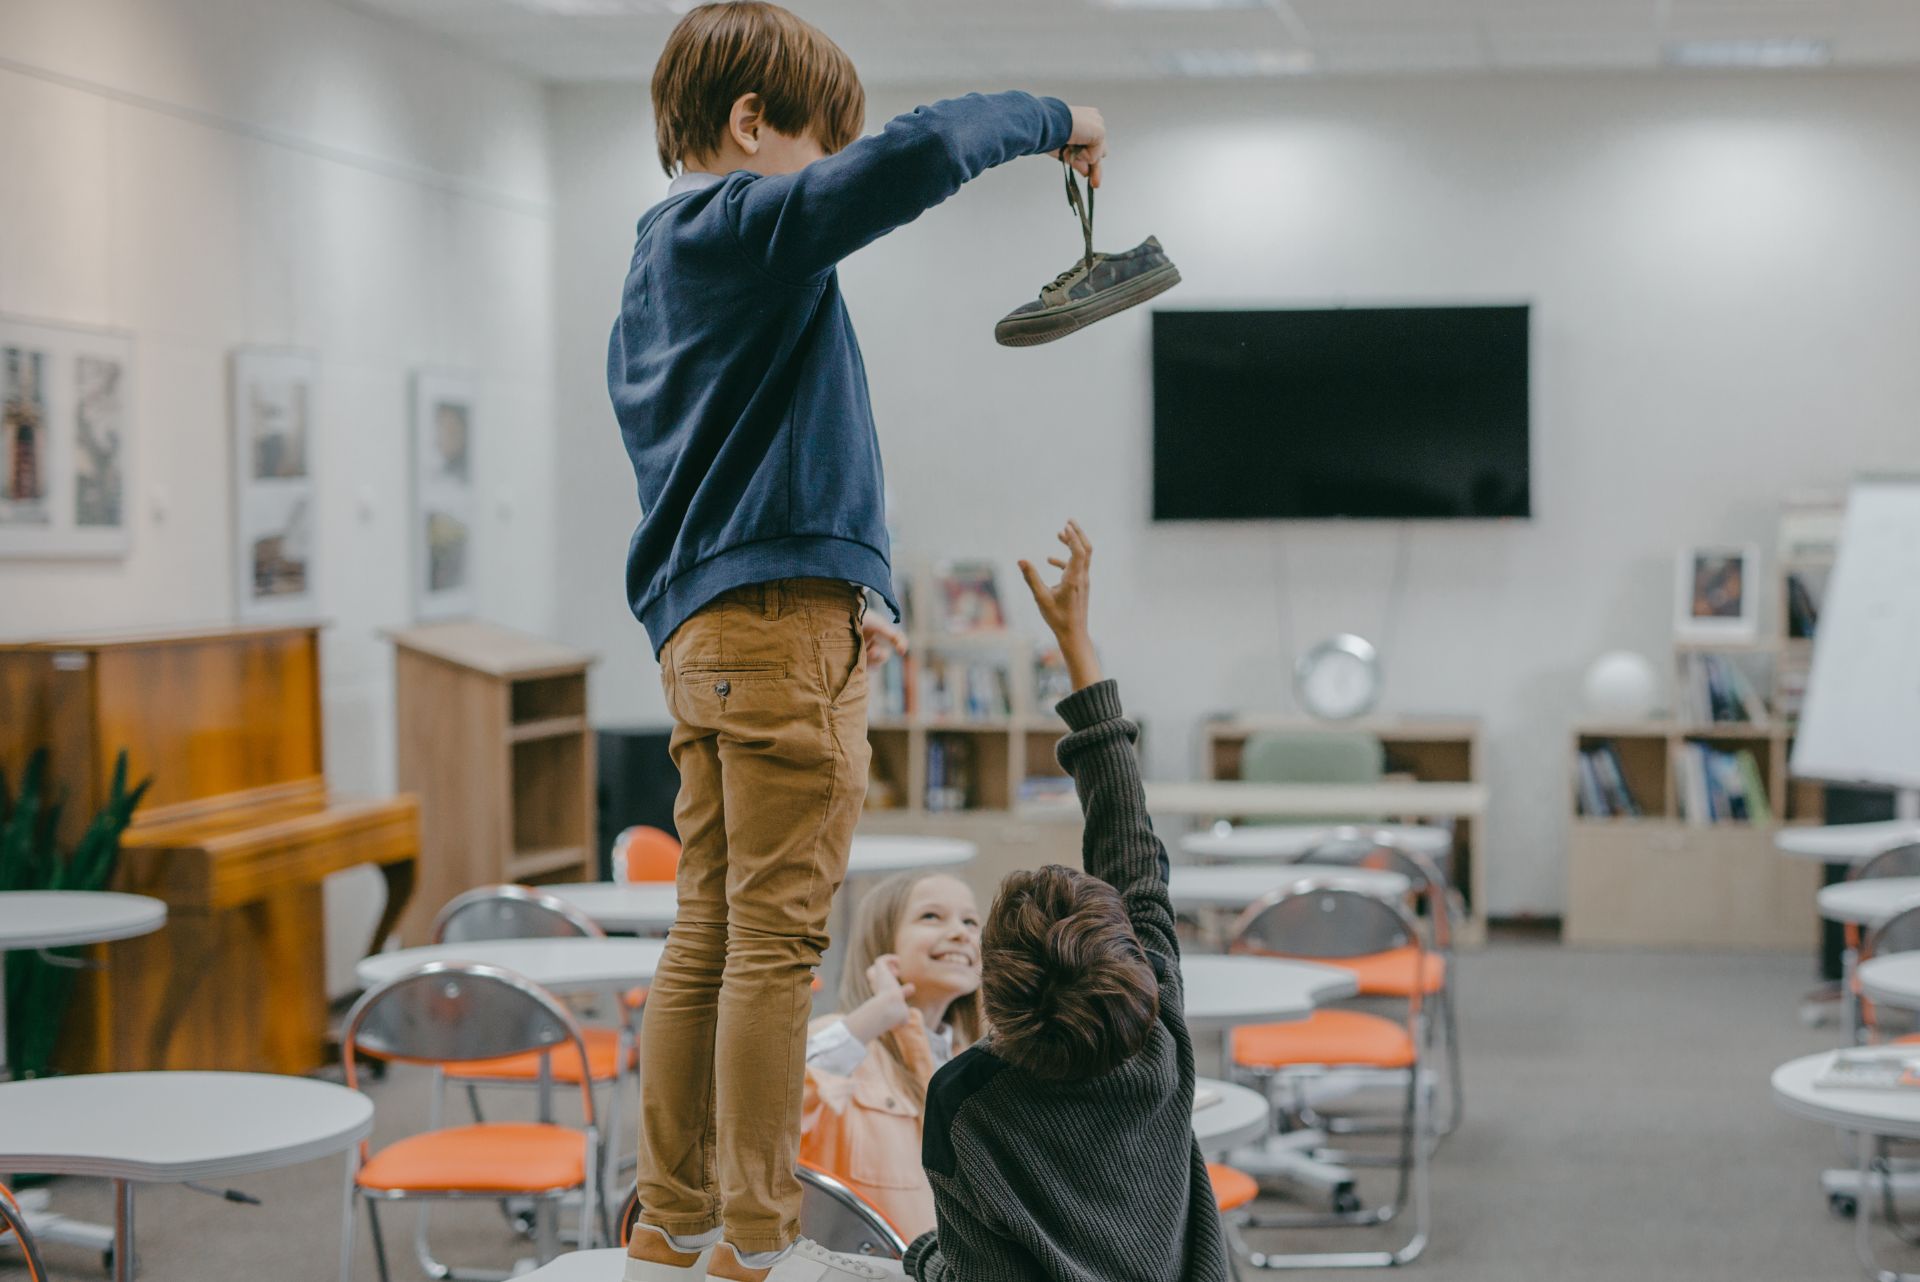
[1238,731,1384,825]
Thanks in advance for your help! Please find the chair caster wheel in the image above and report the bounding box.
[1830,1193,1859,1220]
[1332,1186,1362,1216]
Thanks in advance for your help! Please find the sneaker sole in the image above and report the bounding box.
[994,262,1182,347]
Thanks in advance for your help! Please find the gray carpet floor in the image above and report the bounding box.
[4,941,1868,1281]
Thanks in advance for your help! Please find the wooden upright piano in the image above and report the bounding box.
[0,624,418,1074]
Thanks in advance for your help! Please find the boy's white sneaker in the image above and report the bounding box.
[707,1238,903,1281]
[624,1223,716,1281]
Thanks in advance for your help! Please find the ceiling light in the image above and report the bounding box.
[1161,48,1316,77]
[1663,38,1832,69]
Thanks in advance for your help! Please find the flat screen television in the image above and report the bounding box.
[1152,305,1531,521]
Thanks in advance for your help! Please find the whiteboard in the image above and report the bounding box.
[1791,477,1920,790]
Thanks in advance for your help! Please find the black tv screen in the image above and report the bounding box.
[1152,305,1531,520]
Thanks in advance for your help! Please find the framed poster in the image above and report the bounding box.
[1675,544,1760,644]
[0,315,134,558]
[411,370,477,621]
[231,348,319,622]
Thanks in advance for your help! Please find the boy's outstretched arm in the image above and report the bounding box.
[727,94,1103,282]
[1018,522,1180,964]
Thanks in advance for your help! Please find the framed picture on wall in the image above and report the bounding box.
[231,347,319,622]
[0,315,134,558]
[410,370,477,621]
[1675,544,1760,644]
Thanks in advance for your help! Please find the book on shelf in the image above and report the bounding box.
[1786,573,1821,640]
[1673,741,1772,825]
[873,650,915,720]
[933,561,1006,633]
[1033,645,1074,716]
[1575,741,1643,818]
[926,735,976,812]
[916,654,1012,721]
[1680,652,1769,724]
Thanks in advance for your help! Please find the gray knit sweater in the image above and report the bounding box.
[904,679,1229,1282]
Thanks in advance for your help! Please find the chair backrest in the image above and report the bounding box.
[1229,882,1421,967]
[1865,903,1920,963]
[432,884,605,944]
[1304,829,1454,950]
[617,825,683,883]
[617,1165,907,1260]
[342,962,597,1126]
[0,1184,48,1282]
[1854,842,1920,884]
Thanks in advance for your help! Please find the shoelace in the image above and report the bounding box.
[1061,156,1095,276]
[793,1238,888,1278]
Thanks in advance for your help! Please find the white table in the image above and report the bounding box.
[1859,954,1920,1011]
[1180,955,1358,1034]
[1169,865,1409,913]
[845,835,977,875]
[357,938,664,997]
[1145,781,1488,821]
[1182,824,1454,864]
[1777,820,1920,864]
[1817,878,1920,929]
[1774,1049,1920,1279]
[0,1071,372,1282]
[545,883,680,934]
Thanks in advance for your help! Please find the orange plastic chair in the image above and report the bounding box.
[1224,883,1431,1269]
[618,825,682,883]
[344,962,602,1281]
[0,1184,48,1282]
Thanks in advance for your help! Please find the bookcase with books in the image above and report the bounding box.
[1565,505,1838,950]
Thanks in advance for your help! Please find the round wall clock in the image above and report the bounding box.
[1294,634,1382,721]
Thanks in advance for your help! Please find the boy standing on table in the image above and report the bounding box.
[611,5,1108,1280]
[904,521,1229,1282]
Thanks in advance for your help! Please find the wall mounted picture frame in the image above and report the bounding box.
[410,370,477,621]
[1675,544,1761,644]
[231,347,319,622]
[0,314,134,558]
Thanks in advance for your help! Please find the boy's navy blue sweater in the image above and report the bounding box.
[608,91,1074,653]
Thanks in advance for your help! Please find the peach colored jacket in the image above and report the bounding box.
[800,1011,942,1239]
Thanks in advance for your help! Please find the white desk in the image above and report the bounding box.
[357,938,664,997]
[1817,878,1920,929]
[1168,865,1410,913]
[1774,1048,1920,1278]
[545,883,679,934]
[1145,781,1488,821]
[1858,954,1920,1010]
[1182,824,1454,864]
[1180,955,1358,1033]
[1777,820,1920,864]
[845,836,977,875]
[0,1071,371,1282]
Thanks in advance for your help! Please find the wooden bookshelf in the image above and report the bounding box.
[1199,716,1486,946]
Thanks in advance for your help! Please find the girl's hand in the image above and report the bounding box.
[1018,520,1102,690]
[843,954,916,1043]
[862,616,909,667]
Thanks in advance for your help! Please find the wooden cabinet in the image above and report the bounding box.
[390,622,596,943]
[1566,819,1821,950]
[0,625,418,1074]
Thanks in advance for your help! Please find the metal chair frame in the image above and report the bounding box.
[0,1185,50,1282]
[1303,829,1464,1139]
[616,1163,909,1260]
[1222,882,1431,1270]
[343,962,603,1282]
[1840,845,1920,1044]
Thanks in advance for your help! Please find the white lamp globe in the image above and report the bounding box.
[1583,651,1661,721]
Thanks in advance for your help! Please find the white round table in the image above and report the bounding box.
[1169,865,1410,913]
[357,938,664,997]
[1180,955,1358,1033]
[544,883,679,933]
[1858,954,1920,1010]
[1192,1076,1270,1154]
[0,1071,372,1282]
[1774,1048,1920,1276]
[1817,878,1920,929]
[0,890,167,951]
[1776,820,1920,864]
[846,835,977,875]
[1181,824,1453,864]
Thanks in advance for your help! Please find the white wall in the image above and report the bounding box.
[553,71,1920,916]
[0,0,556,797]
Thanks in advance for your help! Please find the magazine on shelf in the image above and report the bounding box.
[934,561,1005,633]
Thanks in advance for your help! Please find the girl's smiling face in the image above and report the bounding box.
[890,874,983,1009]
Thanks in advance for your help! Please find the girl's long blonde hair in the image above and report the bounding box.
[837,870,985,1111]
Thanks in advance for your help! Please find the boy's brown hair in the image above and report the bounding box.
[651,1,865,176]
[981,865,1160,1082]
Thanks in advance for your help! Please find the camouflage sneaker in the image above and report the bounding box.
[995,163,1180,347]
